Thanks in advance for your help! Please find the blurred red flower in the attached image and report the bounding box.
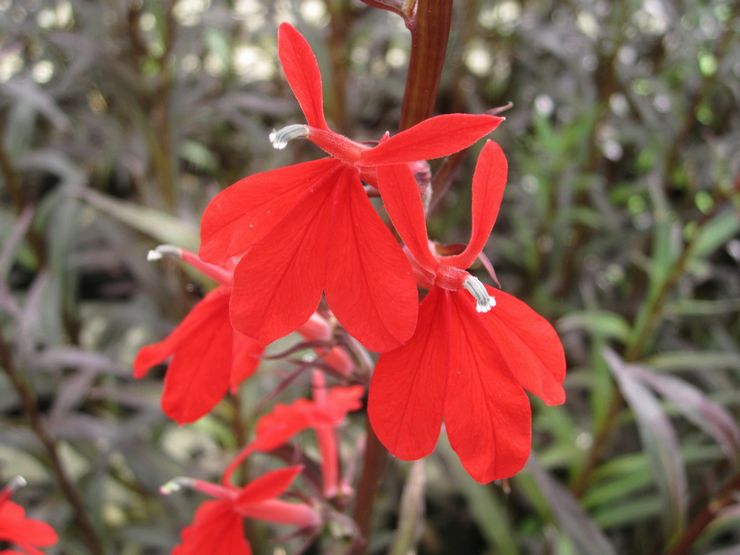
[133,248,353,424]
[0,478,57,555]
[170,467,318,555]
[222,371,363,497]
[368,141,567,483]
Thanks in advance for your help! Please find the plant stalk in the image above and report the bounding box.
[351,1,452,552]
[0,334,103,554]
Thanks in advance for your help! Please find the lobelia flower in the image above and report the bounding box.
[368,141,566,483]
[0,477,58,555]
[222,371,363,498]
[199,22,503,352]
[133,246,353,424]
[163,466,319,555]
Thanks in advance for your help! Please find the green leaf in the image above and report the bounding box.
[79,189,199,250]
[644,351,740,373]
[604,349,688,542]
[690,208,740,258]
[528,456,617,555]
[558,311,630,342]
[440,437,518,555]
[593,496,663,529]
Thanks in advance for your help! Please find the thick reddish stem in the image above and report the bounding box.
[351,1,453,552]
[399,0,453,130]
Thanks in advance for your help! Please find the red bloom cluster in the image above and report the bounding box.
[135,19,566,552]
[0,477,57,555]
[165,375,361,553]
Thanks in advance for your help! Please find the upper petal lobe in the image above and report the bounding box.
[360,114,503,166]
[278,23,329,130]
[443,141,508,269]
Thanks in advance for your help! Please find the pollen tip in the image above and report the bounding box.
[7,476,27,492]
[147,244,181,262]
[159,477,194,496]
[463,276,496,314]
[269,124,308,150]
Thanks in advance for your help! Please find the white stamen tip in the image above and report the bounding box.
[463,276,496,313]
[269,124,309,150]
[147,244,181,262]
[159,477,194,496]
[7,476,27,492]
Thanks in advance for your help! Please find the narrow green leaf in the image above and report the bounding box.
[691,208,740,258]
[388,460,426,555]
[79,189,199,250]
[440,437,518,555]
[604,349,688,542]
[528,456,617,555]
[558,310,631,342]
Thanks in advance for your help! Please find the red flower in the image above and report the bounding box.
[368,141,566,483]
[0,477,57,555]
[167,467,319,555]
[222,371,363,498]
[134,247,353,424]
[199,23,502,352]
[133,247,264,424]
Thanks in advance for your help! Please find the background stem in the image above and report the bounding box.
[0,335,103,554]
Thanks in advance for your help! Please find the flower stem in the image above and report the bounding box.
[399,0,453,130]
[351,424,389,553]
[351,1,452,552]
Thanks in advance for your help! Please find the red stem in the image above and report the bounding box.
[351,1,453,552]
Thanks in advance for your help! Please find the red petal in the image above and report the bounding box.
[235,466,303,507]
[173,501,251,555]
[278,23,328,130]
[368,288,449,459]
[229,333,263,393]
[222,400,317,485]
[199,159,338,263]
[443,141,508,269]
[322,385,365,422]
[360,114,503,166]
[133,286,229,379]
[444,290,531,483]
[229,171,337,345]
[0,502,57,549]
[159,289,234,424]
[325,169,418,351]
[376,163,439,273]
[481,286,566,405]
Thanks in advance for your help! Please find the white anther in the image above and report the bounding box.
[7,476,27,492]
[269,124,309,150]
[463,276,496,313]
[159,477,195,496]
[147,244,181,262]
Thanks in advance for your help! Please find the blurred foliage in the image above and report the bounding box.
[0,0,739,553]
